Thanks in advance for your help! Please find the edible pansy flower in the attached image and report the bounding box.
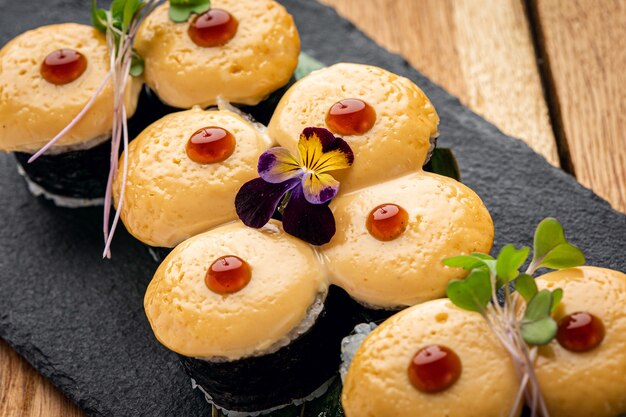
[236,127,354,245]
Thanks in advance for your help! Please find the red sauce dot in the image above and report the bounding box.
[186,127,236,164]
[408,345,462,393]
[325,98,376,135]
[40,49,87,85]
[205,256,251,294]
[556,311,605,352]
[366,203,409,241]
[188,9,239,47]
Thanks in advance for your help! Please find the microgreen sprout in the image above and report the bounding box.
[169,0,211,23]
[444,217,585,417]
[29,0,161,258]
[90,0,163,258]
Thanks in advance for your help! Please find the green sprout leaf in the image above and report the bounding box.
[514,273,537,302]
[521,289,557,345]
[443,253,496,276]
[532,218,585,271]
[295,52,325,80]
[423,148,461,181]
[169,0,211,23]
[540,242,585,269]
[446,269,492,313]
[521,317,557,346]
[91,0,109,33]
[130,51,145,77]
[551,288,563,314]
[496,244,530,284]
[123,0,144,30]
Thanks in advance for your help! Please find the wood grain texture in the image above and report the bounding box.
[532,0,626,212]
[320,0,559,165]
[0,340,83,417]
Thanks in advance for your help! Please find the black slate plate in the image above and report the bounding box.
[1,1,625,417]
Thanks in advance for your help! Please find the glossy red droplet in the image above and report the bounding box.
[186,127,236,164]
[205,256,251,294]
[408,344,462,393]
[40,49,87,85]
[325,98,376,135]
[366,203,409,241]
[188,9,239,47]
[556,311,605,352]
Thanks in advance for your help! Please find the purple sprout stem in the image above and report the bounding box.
[101,0,162,257]
[484,272,551,417]
[27,72,113,163]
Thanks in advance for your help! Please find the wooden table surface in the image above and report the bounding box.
[1,1,625,416]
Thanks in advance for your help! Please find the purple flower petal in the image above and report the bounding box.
[301,172,339,204]
[282,187,336,245]
[258,147,303,184]
[235,178,299,228]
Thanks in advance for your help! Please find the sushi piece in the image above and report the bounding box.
[144,221,354,413]
[0,23,142,206]
[533,266,626,417]
[268,63,440,193]
[112,107,272,249]
[320,172,493,317]
[341,299,521,417]
[134,0,300,109]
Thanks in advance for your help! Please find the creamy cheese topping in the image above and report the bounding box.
[534,266,626,417]
[342,299,520,417]
[144,221,328,359]
[268,63,440,194]
[321,172,494,308]
[113,107,273,248]
[0,23,141,153]
[135,0,300,108]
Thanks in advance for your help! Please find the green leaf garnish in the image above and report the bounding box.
[91,0,147,78]
[423,148,461,181]
[514,273,537,302]
[496,244,530,284]
[443,217,577,414]
[123,0,144,30]
[446,269,492,313]
[521,316,558,346]
[523,289,553,322]
[539,242,585,269]
[551,288,563,314]
[521,290,557,345]
[443,253,496,276]
[169,0,211,23]
[295,52,326,80]
[531,217,585,271]
[130,52,145,77]
[91,0,108,33]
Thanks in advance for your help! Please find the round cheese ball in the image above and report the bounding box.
[342,299,521,417]
[321,172,493,308]
[268,63,439,193]
[144,221,327,359]
[135,0,300,109]
[534,266,626,417]
[0,23,141,153]
[113,108,272,247]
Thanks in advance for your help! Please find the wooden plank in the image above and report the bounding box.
[531,0,626,212]
[320,0,559,166]
[0,340,83,417]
